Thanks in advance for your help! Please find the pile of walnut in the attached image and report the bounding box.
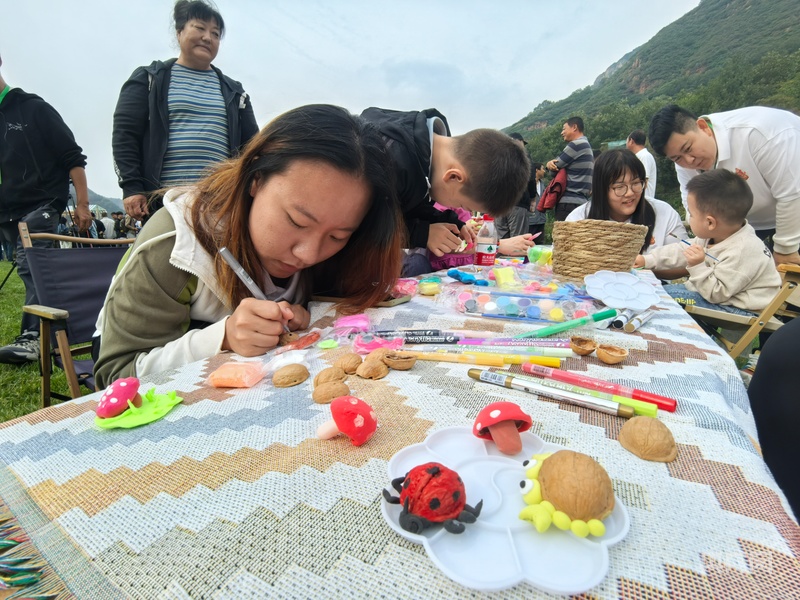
[276,349,416,404]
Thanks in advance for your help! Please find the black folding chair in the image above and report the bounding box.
[18,222,134,407]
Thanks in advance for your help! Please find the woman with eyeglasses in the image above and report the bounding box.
[565,149,687,255]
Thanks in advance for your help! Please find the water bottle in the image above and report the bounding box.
[474,215,498,267]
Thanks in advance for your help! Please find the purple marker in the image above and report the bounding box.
[458,338,571,348]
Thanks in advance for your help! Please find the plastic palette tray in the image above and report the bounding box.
[453,287,599,323]
[381,427,629,593]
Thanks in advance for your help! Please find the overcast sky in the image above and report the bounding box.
[2,0,700,198]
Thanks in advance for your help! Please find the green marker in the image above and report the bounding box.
[512,372,658,417]
[514,308,618,339]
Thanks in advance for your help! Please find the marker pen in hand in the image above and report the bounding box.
[219,247,291,333]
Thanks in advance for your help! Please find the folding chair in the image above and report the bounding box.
[684,264,800,359]
[18,222,135,407]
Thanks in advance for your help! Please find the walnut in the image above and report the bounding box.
[312,381,350,404]
[596,344,628,365]
[356,360,389,380]
[278,332,299,346]
[272,364,310,388]
[313,366,347,387]
[538,450,615,521]
[365,348,393,363]
[382,352,417,371]
[569,336,597,356]
[619,416,678,462]
[334,353,363,375]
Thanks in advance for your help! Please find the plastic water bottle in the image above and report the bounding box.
[474,215,498,267]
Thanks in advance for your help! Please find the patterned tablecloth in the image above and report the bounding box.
[0,272,798,599]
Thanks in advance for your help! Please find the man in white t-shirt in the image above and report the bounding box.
[649,104,800,266]
[626,129,657,199]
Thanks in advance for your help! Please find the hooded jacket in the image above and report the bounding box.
[360,107,465,249]
[0,88,87,222]
[94,188,307,388]
[112,59,258,208]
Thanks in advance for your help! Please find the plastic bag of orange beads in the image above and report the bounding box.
[208,361,267,388]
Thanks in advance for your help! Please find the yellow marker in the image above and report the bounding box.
[401,351,560,368]
[401,351,505,367]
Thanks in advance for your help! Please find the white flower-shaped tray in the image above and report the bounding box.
[584,270,660,311]
[381,427,630,594]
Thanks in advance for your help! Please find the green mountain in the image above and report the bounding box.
[509,0,800,134]
[507,0,800,205]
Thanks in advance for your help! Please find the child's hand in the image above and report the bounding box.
[498,234,535,256]
[279,302,311,331]
[683,244,706,267]
[633,255,645,268]
[222,298,294,356]
[459,223,476,246]
[427,223,461,257]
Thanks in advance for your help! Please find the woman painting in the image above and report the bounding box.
[95,104,403,387]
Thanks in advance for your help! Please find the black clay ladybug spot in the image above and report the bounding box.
[429,498,441,510]
[452,490,461,501]
[403,478,410,489]
[427,466,441,476]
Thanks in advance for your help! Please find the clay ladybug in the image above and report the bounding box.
[382,462,483,534]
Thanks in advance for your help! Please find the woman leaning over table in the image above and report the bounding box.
[566,148,688,279]
[94,104,404,388]
[112,0,259,222]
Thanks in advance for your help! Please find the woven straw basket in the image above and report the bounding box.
[551,219,647,279]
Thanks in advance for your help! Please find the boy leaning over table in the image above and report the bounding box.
[633,169,780,315]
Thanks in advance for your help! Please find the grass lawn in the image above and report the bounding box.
[0,267,72,422]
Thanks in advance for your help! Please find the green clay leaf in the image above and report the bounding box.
[95,389,182,430]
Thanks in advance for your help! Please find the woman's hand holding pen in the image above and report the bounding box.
[222,299,297,356]
[279,301,310,331]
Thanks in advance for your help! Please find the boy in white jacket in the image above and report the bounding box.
[634,170,780,314]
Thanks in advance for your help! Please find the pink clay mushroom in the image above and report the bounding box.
[473,401,532,455]
[317,396,378,446]
[96,377,143,419]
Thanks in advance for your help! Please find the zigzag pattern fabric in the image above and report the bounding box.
[0,271,797,598]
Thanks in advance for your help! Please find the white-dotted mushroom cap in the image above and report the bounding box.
[473,401,532,440]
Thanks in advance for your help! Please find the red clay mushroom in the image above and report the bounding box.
[473,401,532,455]
[316,396,378,446]
[96,377,143,419]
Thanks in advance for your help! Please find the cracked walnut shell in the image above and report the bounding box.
[619,416,677,462]
[272,364,310,388]
[334,353,362,374]
[596,344,628,365]
[365,348,393,363]
[313,366,347,387]
[570,336,597,356]
[356,360,389,380]
[382,352,417,370]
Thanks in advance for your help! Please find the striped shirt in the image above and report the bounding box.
[555,135,594,203]
[160,64,229,187]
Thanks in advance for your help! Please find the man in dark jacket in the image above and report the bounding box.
[360,107,530,267]
[0,54,92,364]
[112,58,259,221]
